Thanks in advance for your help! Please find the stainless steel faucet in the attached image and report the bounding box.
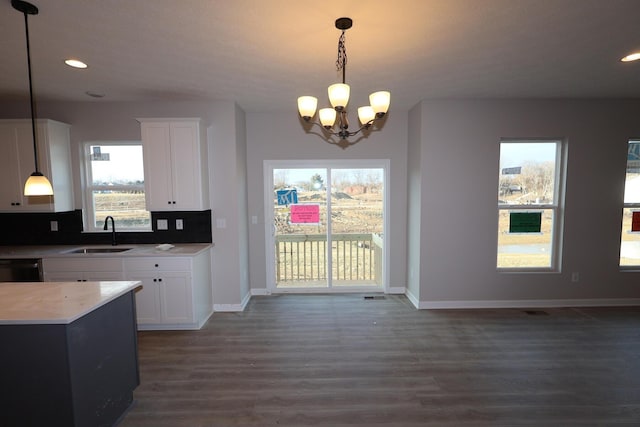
[103,216,117,246]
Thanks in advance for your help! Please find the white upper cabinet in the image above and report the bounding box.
[138,118,209,211]
[0,119,73,212]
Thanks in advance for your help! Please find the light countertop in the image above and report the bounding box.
[0,281,141,325]
[0,243,212,259]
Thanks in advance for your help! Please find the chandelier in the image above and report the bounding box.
[297,17,390,143]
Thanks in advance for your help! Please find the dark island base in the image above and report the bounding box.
[0,291,139,427]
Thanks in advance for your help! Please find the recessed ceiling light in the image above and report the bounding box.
[621,52,640,62]
[64,59,88,69]
[85,91,105,98]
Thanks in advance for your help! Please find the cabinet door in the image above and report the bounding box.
[44,272,84,282]
[129,273,162,325]
[44,271,124,282]
[169,121,201,210]
[159,272,193,324]
[0,124,23,209]
[141,122,174,210]
[84,271,125,281]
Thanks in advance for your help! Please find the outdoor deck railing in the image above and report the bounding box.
[275,233,383,284]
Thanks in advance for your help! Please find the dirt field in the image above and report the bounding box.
[275,190,383,235]
[92,192,149,228]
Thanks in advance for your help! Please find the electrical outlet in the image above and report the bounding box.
[157,219,168,230]
[216,218,226,229]
[176,219,184,230]
[50,221,58,231]
[571,272,580,282]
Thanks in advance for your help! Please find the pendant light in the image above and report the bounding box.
[13,0,53,196]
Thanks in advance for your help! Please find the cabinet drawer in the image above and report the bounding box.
[124,257,191,272]
[42,257,124,272]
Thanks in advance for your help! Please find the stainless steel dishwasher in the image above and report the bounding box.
[0,259,42,282]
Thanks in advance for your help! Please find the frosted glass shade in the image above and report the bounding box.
[357,106,375,125]
[369,91,391,116]
[319,108,337,128]
[24,172,53,196]
[297,96,318,119]
[328,83,350,109]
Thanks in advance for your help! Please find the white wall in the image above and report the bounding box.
[245,110,409,294]
[410,99,640,308]
[208,101,250,309]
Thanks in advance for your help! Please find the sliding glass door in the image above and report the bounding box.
[266,161,387,292]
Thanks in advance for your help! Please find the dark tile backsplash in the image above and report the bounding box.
[0,209,212,246]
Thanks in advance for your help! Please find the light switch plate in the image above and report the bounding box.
[157,219,168,230]
[176,219,184,230]
[50,221,58,231]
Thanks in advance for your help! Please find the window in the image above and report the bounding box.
[497,140,564,270]
[620,140,640,267]
[83,142,151,231]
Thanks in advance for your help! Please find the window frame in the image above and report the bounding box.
[496,139,566,272]
[81,141,151,232]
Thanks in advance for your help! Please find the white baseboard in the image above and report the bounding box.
[415,298,640,310]
[215,287,640,312]
[213,291,253,312]
[212,303,244,312]
[405,288,420,309]
[240,291,251,310]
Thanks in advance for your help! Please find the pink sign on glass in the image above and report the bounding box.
[290,204,320,224]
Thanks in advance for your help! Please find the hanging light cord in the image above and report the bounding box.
[336,30,347,84]
[22,7,40,174]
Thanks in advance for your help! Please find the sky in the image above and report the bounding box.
[500,142,557,170]
[90,144,144,184]
[274,168,383,186]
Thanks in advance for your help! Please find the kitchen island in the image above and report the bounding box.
[0,281,141,427]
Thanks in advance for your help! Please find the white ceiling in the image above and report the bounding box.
[1,0,640,112]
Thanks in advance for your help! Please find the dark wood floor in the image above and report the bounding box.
[119,294,640,426]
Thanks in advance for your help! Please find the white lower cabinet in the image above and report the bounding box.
[124,251,211,330]
[42,258,125,282]
[42,249,212,330]
[126,271,192,325]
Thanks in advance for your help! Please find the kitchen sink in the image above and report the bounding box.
[67,247,133,254]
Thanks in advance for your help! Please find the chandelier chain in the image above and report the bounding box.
[336,30,347,73]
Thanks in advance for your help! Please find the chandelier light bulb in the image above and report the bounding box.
[298,96,318,120]
[369,91,391,117]
[319,108,337,129]
[357,106,375,126]
[328,83,350,110]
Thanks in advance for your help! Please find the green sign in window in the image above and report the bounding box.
[509,212,542,233]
